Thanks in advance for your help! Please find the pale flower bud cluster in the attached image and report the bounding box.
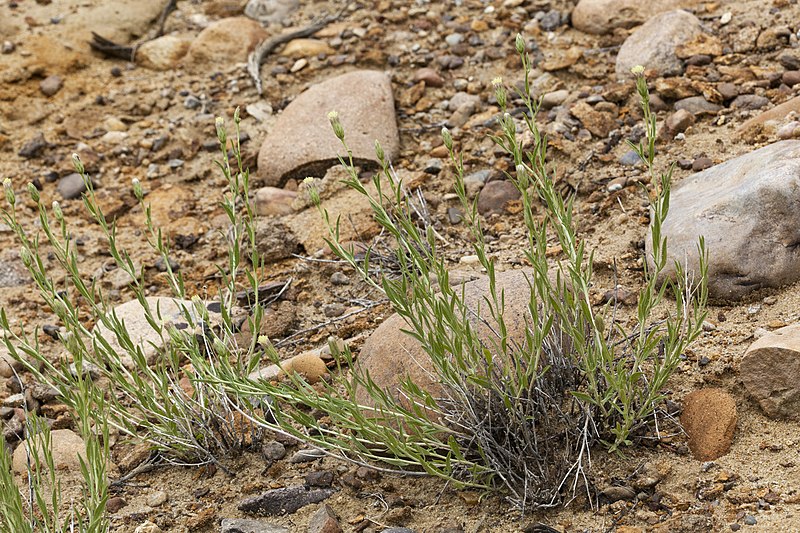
[3,178,15,206]
[328,110,345,141]
[303,177,321,206]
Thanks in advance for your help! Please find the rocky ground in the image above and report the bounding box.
[2,0,800,531]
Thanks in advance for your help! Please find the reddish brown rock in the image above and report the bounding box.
[741,324,800,419]
[681,388,737,461]
[257,70,399,187]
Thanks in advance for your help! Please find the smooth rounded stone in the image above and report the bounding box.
[0,346,21,378]
[731,95,769,111]
[571,0,685,35]
[12,429,86,474]
[674,96,722,116]
[664,109,695,136]
[477,180,521,215]
[413,67,444,88]
[92,296,196,366]
[778,50,800,70]
[647,140,800,301]
[615,10,703,79]
[741,324,800,420]
[135,35,191,70]
[619,150,641,166]
[57,173,87,200]
[445,33,463,46]
[356,270,537,410]
[446,102,477,128]
[221,518,290,533]
[183,17,267,69]
[254,187,297,217]
[39,75,63,97]
[280,38,334,58]
[244,0,299,24]
[541,89,569,109]
[257,70,399,187]
[680,388,736,461]
[691,156,713,171]
[717,82,739,101]
[782,71,800,87]
[248,352,328,384]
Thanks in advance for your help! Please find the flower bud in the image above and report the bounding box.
[515,34,525,55]
[52,201,63,222]
[71,153,84,174]
[303,177,320,206]
[374,140,385,163]
[131,178,143,200]
[327,110,344,141]
[27,182,40,203]
[441,127,453,151]
[19,246,32,268]
[257,334,269,346]
[233,106,241,124]
[215,116,226,144]
[3,178,14,206]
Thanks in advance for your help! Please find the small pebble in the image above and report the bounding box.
[330,272,349,285]
[743,515,757,526]
[692,157,713,172]
[2,41,15,54]
[39,75,63,97]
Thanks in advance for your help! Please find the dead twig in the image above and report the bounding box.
[89,0,177,61]
[247,4,350,95]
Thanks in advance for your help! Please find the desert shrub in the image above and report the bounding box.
[208,36,708,509]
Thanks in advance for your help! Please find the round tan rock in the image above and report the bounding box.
[12,429,86,475]
[741,324,800,420]
[571,0,686,35]
[136,35,191,71]
[680,388,737,461]
[183,17,267,70]
[248,351,328,384]
[280,38,334,58]
[257,70,399,187]
[356,269,538,410]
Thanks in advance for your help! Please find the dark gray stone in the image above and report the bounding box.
[237,486,335,516]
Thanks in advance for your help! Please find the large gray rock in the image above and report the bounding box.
[648,140,800,301]
[356,269,539,409]
[257,70,399,187]
[615,10,703,78]
[741,324,800,420]
[92,297,202,366]
[571,0,687,35]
